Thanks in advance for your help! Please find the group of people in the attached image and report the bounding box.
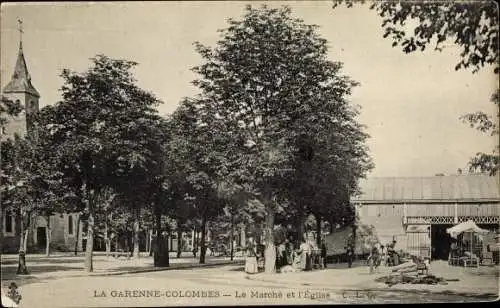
[244,238,401,274]
[365,240,399,270]
[244,238,328,273]
[276,238,328,271]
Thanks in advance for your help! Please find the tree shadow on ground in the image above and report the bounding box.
[1,258,85,265]
[1,265,82,279]
[1,265,82,289]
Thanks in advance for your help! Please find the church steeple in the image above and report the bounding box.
[1,19,40,139]
[2,19,40,98]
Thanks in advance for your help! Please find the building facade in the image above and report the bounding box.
[353,174,500,260]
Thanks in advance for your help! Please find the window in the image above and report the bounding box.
[68,215,73,235]
[5,211,13,233]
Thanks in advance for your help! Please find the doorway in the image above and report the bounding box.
[37,227,47,250]
[431,224,453,260]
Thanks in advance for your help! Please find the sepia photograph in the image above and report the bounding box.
[0,1,498,306]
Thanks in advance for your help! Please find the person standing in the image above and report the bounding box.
[387,240,399,266]
[321,240,328,269]
[302,239,313,270]
[285,240,293,265]
[245,244,258,274]
[296,240,308,270]
[346,243,354,268]
[368,244,380,274]
[279,241,288,267]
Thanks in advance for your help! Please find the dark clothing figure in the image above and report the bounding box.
[450,241,459,258]
[346,244,354,268]
[321,242,327,268]
[285,243,293,265]
[369,246,381,273]
[278,243,288,268]
[387,240,399,266]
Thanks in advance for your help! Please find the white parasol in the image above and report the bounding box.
[446,220,490,239]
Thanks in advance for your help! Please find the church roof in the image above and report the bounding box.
[352,174,500,203]
[2,42,40,97]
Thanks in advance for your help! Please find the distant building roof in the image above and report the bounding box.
[2,42,40,97]
[352,174,500,203]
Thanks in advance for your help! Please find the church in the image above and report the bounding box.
[1,27,84,253]
[1,24,218,256]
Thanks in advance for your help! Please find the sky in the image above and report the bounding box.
[1,1,498,178]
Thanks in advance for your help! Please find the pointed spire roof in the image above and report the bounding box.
[2,39,40,97]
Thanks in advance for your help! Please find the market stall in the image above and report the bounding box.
[446,220,490,267]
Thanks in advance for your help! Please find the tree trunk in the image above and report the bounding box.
[294,214,304,248]
[264,215,276,273]
[264,207,276,273]
[23,227,29,253]
[84,207,95,272]
[149,229,153,256]
[230,214,234,261]
[18,212,30,253]
[0,208,4,254]
[74,214,81,256]
[240,224,246,248]
[45,215,51,256]
[145,228,149,255]
[176,229,182,258]
[104,214,110,258]
[133,208,140,259]
[16,251,28,275]
[17,216,29,274]
[153,212,169,267]
[193,227,198,258]
[199,216,207,264]
[18,214,25,252]
[315,214,322,247]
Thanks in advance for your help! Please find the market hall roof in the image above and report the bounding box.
[352,174,500,203]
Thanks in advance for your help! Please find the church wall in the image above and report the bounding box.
[2,215,23,253]
[2,212,80,253]
[62,213,79,251]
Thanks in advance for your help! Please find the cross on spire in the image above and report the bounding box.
[17,19,23,49]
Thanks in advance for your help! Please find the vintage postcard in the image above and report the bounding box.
[1,1,499,307]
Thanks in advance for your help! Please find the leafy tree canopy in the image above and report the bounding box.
[333,0,499,73]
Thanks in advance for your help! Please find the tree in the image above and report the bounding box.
[35,55,166,271]
[0,128,69,272]
[0,96,23,130]
[107,102,168,259]
[333,0,499,175]
[191,5,370,272]
[214,181,258,260]
[167,99,228,264]
[0,96,23,254]
[460,90,499,175]
[333,0,498,73]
